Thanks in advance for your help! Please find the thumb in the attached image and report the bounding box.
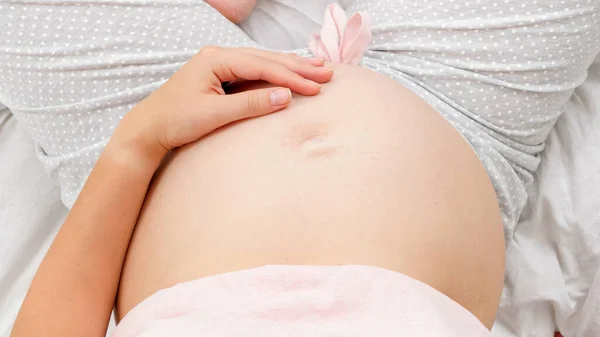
[215,87,292,122]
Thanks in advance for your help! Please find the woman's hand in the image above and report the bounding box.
[11,46,332,337]
[117,46,333,164]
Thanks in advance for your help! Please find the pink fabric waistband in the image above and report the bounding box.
[113,265,491,337]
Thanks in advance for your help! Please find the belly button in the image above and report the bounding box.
[299,135,341,156]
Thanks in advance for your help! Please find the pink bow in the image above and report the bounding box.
[309,3,372,65]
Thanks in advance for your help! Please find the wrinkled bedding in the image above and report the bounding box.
[0,2,599,336]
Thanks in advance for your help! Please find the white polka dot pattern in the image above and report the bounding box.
[0,0,598,242]
[0,0,257,206]
[345,0,600,238]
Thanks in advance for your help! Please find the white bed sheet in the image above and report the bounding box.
[0,1,599,336]
[0,107,67,335]
[493,54,600,337]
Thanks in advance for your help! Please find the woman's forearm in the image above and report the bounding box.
[10,47,330,337]
[10,107,165,337]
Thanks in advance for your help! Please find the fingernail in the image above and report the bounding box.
[270,88,292,106]
[305,79,322,88]
[308,57,325,65]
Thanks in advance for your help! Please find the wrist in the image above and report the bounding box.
[107,103,168,173]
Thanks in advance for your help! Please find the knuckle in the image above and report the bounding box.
[246,92,263,113]
[239,47,263,56]
[197,45,220,58]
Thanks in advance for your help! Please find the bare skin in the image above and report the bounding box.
[117,64,506,328]
[205,0,257,23]
[11,47,332,337]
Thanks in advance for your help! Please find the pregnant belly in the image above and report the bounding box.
[116,64,505,327]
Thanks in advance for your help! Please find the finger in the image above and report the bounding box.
[282,52,326,66]
[212,49,322,96]
[235,48,333,84]
[256,50,325,66]
[213,87,292,123]
[305,57,326,66]
[239,49,332,83]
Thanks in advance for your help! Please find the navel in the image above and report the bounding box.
[298,134,341,157]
